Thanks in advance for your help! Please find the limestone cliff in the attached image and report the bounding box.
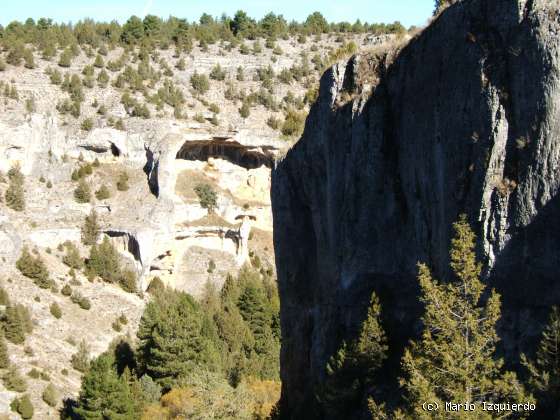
[272,0,560,416]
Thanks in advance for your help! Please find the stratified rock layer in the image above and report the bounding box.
[272,0,560,416]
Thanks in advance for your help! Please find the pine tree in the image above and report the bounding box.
[62,242,83,269]
[5,164,25,211]
[74,353,138,419]
[16,246,51,288]
[522,306,560,417]
[3,365,27,392]
[86,236,121,282]
[0,333,10,368]
[12,394,34,419]
[321,292,388,417]
[71,340,91,373]
[137,289,218,388]
[81,209,100,245]
[74,179,91,203]
[400,215,533,419]
[3,305,27,344]
[42,383,58,407]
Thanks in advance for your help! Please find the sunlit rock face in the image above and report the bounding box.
[272,0,560,417]
[0,111,279,294]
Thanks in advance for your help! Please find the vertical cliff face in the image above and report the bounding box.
[272,0,560,416]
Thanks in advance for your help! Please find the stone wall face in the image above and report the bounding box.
[272,1,560,416]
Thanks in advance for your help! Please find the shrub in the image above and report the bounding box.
[112,320,122,332]
[194,183,218,212]
[71,340,90,372]
[281,109,306,137]
[97,69,110,87]
[118,270,138,293]
[175,58,186,70]
[50,302,62,319]
[210,64,226,81]
[74,179,92,203]
[0,58,5,71]
[208,103,220,114]
[58,49,72,67]
[16,246,51,288]
[190,71,209,95]
[86,237,120,283]
[147,276,165,294]
[236,66,244,81]
[71,292,91,310]
[0,334,9,368]
[3,366,27,392]
[5,164,25,212]
[63,242,83,269]
[42,384,58,407]
[0,287,9,306]
[118,313,128,325]
[81,118,94,131]
[81,209,99,245]
[266,116,281,130]
[93,54,104,68]
[239,43,250,55]
[116,171,130,191]
[11,394,33,419]
[239,101,251,119]
[95,184,111,200]
[61,284,72,296]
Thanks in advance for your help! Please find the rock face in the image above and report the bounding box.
[272,0,560,416]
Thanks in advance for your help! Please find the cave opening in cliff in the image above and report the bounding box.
[176,140,273,169]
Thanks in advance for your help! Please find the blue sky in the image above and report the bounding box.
[0,0,433,28]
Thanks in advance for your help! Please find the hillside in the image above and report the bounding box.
[0,12,407,419]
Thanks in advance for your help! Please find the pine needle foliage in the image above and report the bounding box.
[400,215,533,419]
[522,306,560,416]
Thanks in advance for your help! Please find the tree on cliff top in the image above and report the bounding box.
[400,215,533,419]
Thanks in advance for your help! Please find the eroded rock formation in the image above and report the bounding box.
[272,0,560,416]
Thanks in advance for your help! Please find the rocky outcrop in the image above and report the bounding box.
[272,0,560,416]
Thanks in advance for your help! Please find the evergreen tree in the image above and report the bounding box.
[12,394,33,419]
[5,164,25,211]
[50,302,62,319]
[16,246,51,288]
[400,215,533,419]
[86,236,121,282]
[63,242,83,269]
[0,286,10,306]
[3,365,27,392]
[137,289,219,388]
[522,306,560,417]
[238,281,271,354]
[3,304,29,344]
[74,352,138,419]
[81,210,99,245]
[0,333,10,368]
[42,383,58,407]
[321,292,388,417]
[72,340,91,373]
[74,179,91,203]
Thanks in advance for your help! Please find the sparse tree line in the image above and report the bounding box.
[0,12,406,54]
[310,216,560,419]
[0,12,402,140]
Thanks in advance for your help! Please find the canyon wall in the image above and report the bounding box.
[272,0,560,416]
